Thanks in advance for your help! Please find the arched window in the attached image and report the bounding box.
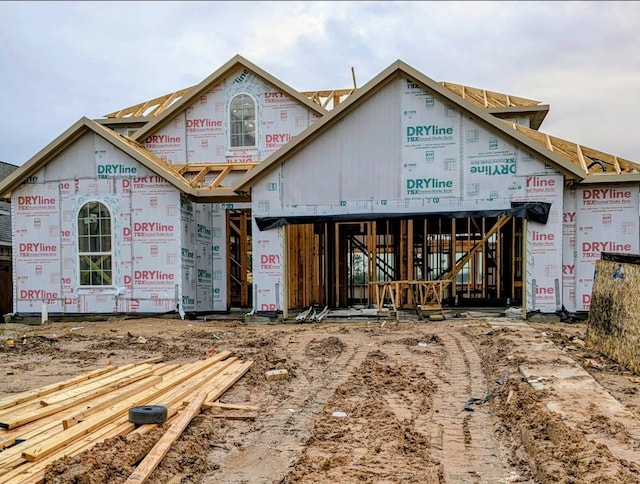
[78,201,112,286]
[229,94,256,148]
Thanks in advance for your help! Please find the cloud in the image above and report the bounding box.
[0,1,639,164]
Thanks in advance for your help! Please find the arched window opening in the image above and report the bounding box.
[78,201,112,286]
[229,94,256,148]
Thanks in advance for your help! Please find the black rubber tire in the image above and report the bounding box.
[128,405,168,424]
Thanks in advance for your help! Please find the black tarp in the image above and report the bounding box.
[255,201,551,231]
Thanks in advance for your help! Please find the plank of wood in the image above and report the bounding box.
[0,365,158,430]
[143,358,238,410]
[0,362,154,422]
[202,360,253,404]
[209,411,256,420]
[0,367,172,452]
[1,419,136,484]
[124,392,207,484]
[0,366,116,411]
[203,402,259,411]
[40,364,156,406]
[2,352,246,481]
[20,354,233,462]
[62,375,163,429]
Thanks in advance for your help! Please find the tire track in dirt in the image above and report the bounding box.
[203,327,371,483]
[418,326,521,483]
[283,325,446,482]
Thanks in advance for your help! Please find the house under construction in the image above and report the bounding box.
[1,55,639,320]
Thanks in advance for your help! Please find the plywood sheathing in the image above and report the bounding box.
[587,254,640,374]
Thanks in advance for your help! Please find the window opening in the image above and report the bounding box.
[229,94,256,148]
[78,201,112,286]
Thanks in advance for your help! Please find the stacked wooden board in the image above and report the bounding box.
[0,351,252,483]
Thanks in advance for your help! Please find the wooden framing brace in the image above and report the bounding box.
[368,215,512,314]
[172,163,259,189]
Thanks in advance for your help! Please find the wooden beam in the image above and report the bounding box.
[125,392,207,484]
[208,166,233,189]
[20,353,233,462]
[576,144,589,173]
[613,156,622,174]
[0,367,116,411]
[189,167,209,188]
[442,215,511,281]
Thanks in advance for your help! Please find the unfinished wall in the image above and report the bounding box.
[141,66,320,164]
[139,66,321,315]
[574,186,638,311]
[562,186,578,312]
[250,76,566,313]
[12,133,182,316]
[519,174,564,312]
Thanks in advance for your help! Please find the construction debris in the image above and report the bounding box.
[265,369,289,381]
[0,351,253,483]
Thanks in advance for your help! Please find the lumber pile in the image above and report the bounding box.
[0,351,253,483]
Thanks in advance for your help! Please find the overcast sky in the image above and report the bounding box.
[1,1,639,166]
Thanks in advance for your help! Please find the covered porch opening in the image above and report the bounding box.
[285,215,525,312]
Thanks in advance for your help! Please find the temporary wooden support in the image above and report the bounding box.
[369,280,450,316]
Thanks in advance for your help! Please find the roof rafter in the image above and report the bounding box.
[103,80,543,120]
[508,122,640,176]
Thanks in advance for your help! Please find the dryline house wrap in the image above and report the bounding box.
[1,55,640,319]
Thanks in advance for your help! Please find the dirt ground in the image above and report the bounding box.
[2,309,640,483]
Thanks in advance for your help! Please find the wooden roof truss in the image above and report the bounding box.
[440,82,542,108]
[104,87,194,119]
[115,133,258,192]
[300,88,356,110]
[104,81,541,119]
[175,162,259,189]
[508,122,640,176]
[101,74,639,189]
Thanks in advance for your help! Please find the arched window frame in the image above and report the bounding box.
[77,201,113,287]
[229,93,257,149]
